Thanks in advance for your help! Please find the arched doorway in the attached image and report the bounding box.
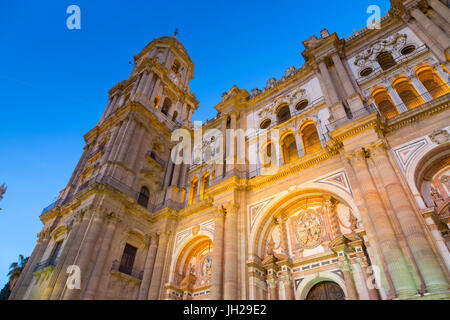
[306,281,345,300]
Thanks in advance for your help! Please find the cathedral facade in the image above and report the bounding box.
[10,0,450,300]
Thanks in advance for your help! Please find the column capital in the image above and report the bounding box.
[366,140,389,159]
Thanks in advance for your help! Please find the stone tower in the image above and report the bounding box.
[10,36,198,300]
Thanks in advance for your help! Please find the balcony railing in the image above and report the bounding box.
[34,258,57,272]
[111,260,143,280]
[326,104,377,133]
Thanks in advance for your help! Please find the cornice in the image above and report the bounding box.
[327,112,380,144]
[386,93,450,133]
[248,148,339,190]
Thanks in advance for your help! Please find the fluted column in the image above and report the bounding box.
[148,230,170,299]
[138,234,158,300]
[369,142,449,293]
[347,149,417,298]
[280,269,294,300]
[410,8,450,57]
[428,0,450,24]
[63,211,105,300]
[10,231,51,299]
[210,206,225,299]
[82,213,120,300]
[223,202,238,300]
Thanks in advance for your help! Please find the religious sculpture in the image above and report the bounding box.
[295,210,322,248]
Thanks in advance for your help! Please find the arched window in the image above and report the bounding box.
[161,98,172,115]
[171,60,181,74]
[172,111,178,122]
[276,105,291,124]
[393,78,423,110]
[137,186,150,208]
[372,88,399,119]
[416,67,449,99]
[281,133,298,164]
[263,142,273,168]
[200,173,210,201]
[301,122,321,155]
[260,119,271,130]
[188,178,199,205]
[154,95,160,109]
[377,51,396,71]
[295,99,309,111]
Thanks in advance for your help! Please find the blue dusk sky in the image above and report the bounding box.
[0,0,390,287]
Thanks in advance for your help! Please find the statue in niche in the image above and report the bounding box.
[201,256,212,277]
[431,186,444,207]
[348,210,359,232]
[440,175,450,192]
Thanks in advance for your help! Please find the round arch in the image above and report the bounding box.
[297,272,348,300]
[404,139,450,209]
[248,182,360,258]
[168,235,213,284]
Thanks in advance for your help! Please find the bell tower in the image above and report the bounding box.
[53,35,198,214]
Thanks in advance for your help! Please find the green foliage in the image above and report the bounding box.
[0,282,11,300]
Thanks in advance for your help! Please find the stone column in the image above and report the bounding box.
[136,72,149,95]
[331,53,355,97]
[10,231,51,299]
[138,234,158,300]
[318,60,339,105]
[357,256,380,300]
[218,116,227,178]
[108,119,130,163]
[210,206,225,299]
[171,164,182,187]
[117,119,137,164]
[410,75,432,102]
[279,267,294,300]
[410,8,450,57]
[47,210,91,299]
[223,202,238,300]
[347,149,417,298]
[142,73,155,97]
[338,256,359,300]
[369,142,449,294]
[386,85,408,113]
[82,213,120,300]
[148,230,170,300]
[131,74,143,96]
[226,112,237,174]
[294,133,304,158]
[63,211,105,300]
[266,274,279,300]
[196,176,202,202]
[428,0,450,24]
[406,18,447,63]
[423,212,450,271]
